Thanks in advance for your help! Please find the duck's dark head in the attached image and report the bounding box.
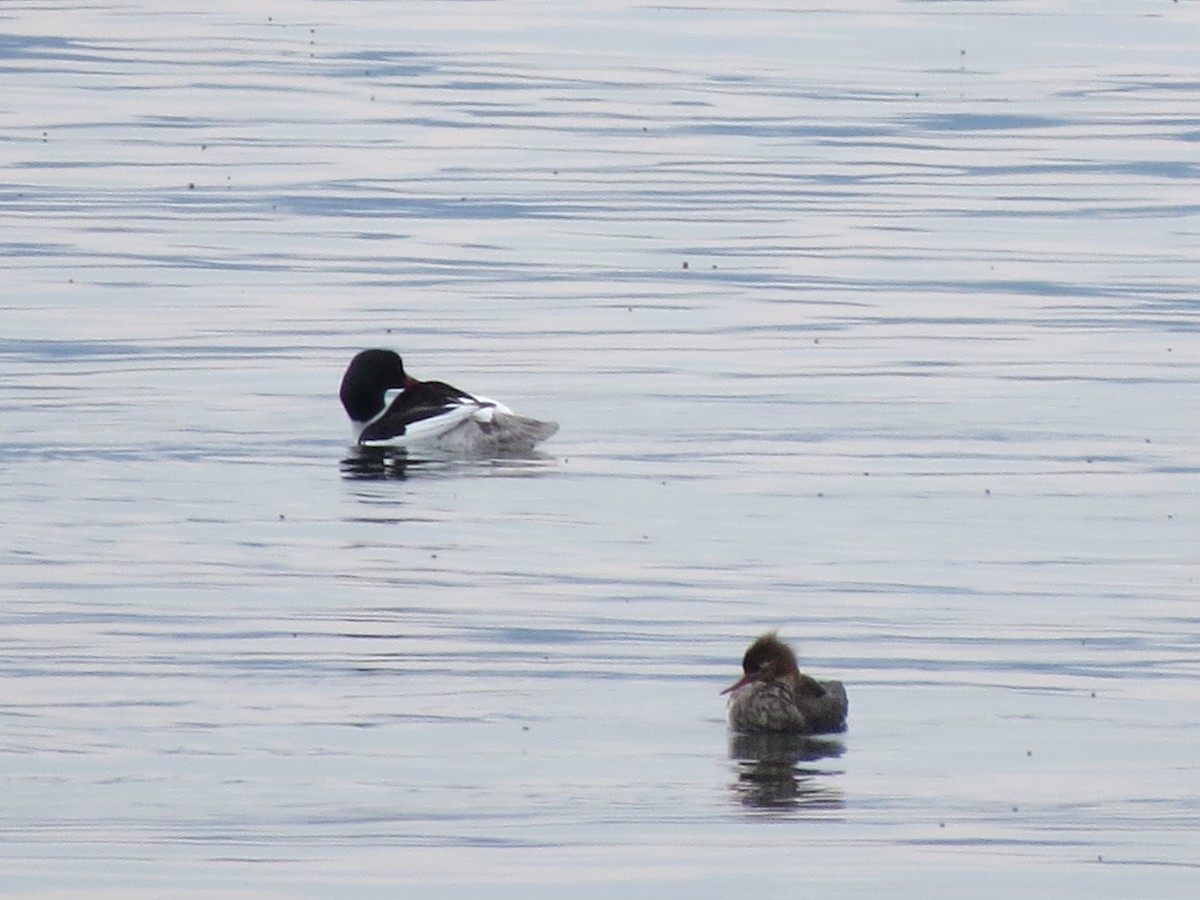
[340,349,415,423]
[721,632,800,695]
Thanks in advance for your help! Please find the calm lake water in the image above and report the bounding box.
[2,0,1199,896]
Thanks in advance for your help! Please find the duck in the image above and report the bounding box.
[339,349,558,452]
[721,632,848,734]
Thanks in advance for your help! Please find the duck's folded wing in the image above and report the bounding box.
[358,381,485,443]
[805,680,848,734]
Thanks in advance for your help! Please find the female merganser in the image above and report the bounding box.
[339,349,558,452]
[722,633,848,734]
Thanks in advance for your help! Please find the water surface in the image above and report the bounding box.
[2,1,1199,896]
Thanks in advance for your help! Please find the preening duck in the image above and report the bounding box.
[339,349,558,452]
[722,633,848,734]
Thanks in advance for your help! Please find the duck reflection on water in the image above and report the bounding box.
[339,445,556,481]
[728,731,845,811]
[340,445,417,480]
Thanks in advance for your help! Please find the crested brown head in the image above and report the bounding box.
[742,632,799,681]
[721,632,801,695]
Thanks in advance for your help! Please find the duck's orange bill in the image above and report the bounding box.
[720,672,756,695]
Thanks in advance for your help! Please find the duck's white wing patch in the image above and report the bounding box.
[465,395,513,423]
[358,400,482,448]
[355,394,553,453]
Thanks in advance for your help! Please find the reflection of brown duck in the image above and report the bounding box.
[722,633,848,734]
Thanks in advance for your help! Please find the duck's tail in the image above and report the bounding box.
[487,412,559,451]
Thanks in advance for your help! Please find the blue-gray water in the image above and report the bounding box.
[2,1,1198,896]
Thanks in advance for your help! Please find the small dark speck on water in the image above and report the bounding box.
[187,182,195,190]
[682,261,689,269]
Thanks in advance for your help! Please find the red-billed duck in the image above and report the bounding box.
[722,633,848,734]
